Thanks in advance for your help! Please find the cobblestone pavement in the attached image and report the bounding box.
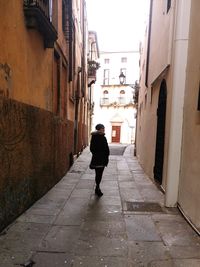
[0,145,200,267]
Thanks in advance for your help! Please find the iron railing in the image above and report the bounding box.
[100,97,109,105]
[100,97,135,107]
[24,0,50,19]
[23,0,57,48]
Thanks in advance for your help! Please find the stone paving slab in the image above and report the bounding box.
[75,237,127,257]
[38,225,80,253]
[0,222,50,255]
[118,176,133,182]
[86,204,122,222]
[120,189,144,204]
[0,248,32,264]
[75,179,95,189]
[70,188,93,198]
[54,210,85,226]
[152,214,200,246]
[72,256,134,267]
[119,180,138,189]
[32,252,74,267]
[79,173,94,180]
[0,145,200,267]
[128,241,171,266]
[98,188,120,197]
[33,254,135,267]
[17,213,56,224]
[168,244,200,258]
[125,215,161,241]
[149,259,200,267]
[54,197,89,226]
[80,220,127,239]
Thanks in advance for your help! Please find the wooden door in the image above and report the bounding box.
[112,126,121,143]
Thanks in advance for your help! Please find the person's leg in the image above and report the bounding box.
[95,167,104,187]
[95,167,104,196]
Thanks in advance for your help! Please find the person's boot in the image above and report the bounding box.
[95,187,103,197]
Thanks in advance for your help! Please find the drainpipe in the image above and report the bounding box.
[165,0,191,207]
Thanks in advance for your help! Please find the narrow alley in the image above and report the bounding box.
[0,145,200,267]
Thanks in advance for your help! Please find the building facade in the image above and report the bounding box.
[92,51,139,144]
[136,0,200,233]
[87,31,100,138]
[0,0,90,231]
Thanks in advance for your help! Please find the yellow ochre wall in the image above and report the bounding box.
[0,1,53,110]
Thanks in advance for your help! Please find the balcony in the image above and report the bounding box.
[118,97,126,105]
[88,60,100,79]
[100,97,109,106]
[23,0,57,48]
[100,97,135,108]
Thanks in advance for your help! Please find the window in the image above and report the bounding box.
[62,0,75,83]
[62,0,73,42]
[104,58,110,64]
[121,57,127,63]
[53,51,61,114]
[167,0,171,13]
[62,63,67,118]
[103,69,110,85]
[101,90,109,104]
[62,0,67,34]
[119,90,126,104]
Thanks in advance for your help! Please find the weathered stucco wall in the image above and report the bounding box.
[136,1,174,190]
[0,97,71,231]
[0,1,53,110]
[0,0,89,232]
[148,0,174,83]
[136,83,159,178]
[178,0,200,230]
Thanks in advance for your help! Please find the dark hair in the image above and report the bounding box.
[95,124,105,130]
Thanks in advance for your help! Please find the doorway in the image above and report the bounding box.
[112,125,121,143]
[154,80,167,184]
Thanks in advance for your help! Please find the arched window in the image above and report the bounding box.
[119,90,125,104]
[101,90,109,105]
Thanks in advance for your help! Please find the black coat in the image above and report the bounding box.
[90,131,110,168]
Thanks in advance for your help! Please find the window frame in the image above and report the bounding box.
[121,57,127,63]
[104,58,110,64]
[103,69,110,85]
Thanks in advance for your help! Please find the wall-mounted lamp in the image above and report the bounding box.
[119,72,126,85]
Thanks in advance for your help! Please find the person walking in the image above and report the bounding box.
[90,124,110,197]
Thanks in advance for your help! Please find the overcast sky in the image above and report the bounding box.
[86,0,150,52]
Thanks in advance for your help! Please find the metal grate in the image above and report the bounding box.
[126,201,163,212]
